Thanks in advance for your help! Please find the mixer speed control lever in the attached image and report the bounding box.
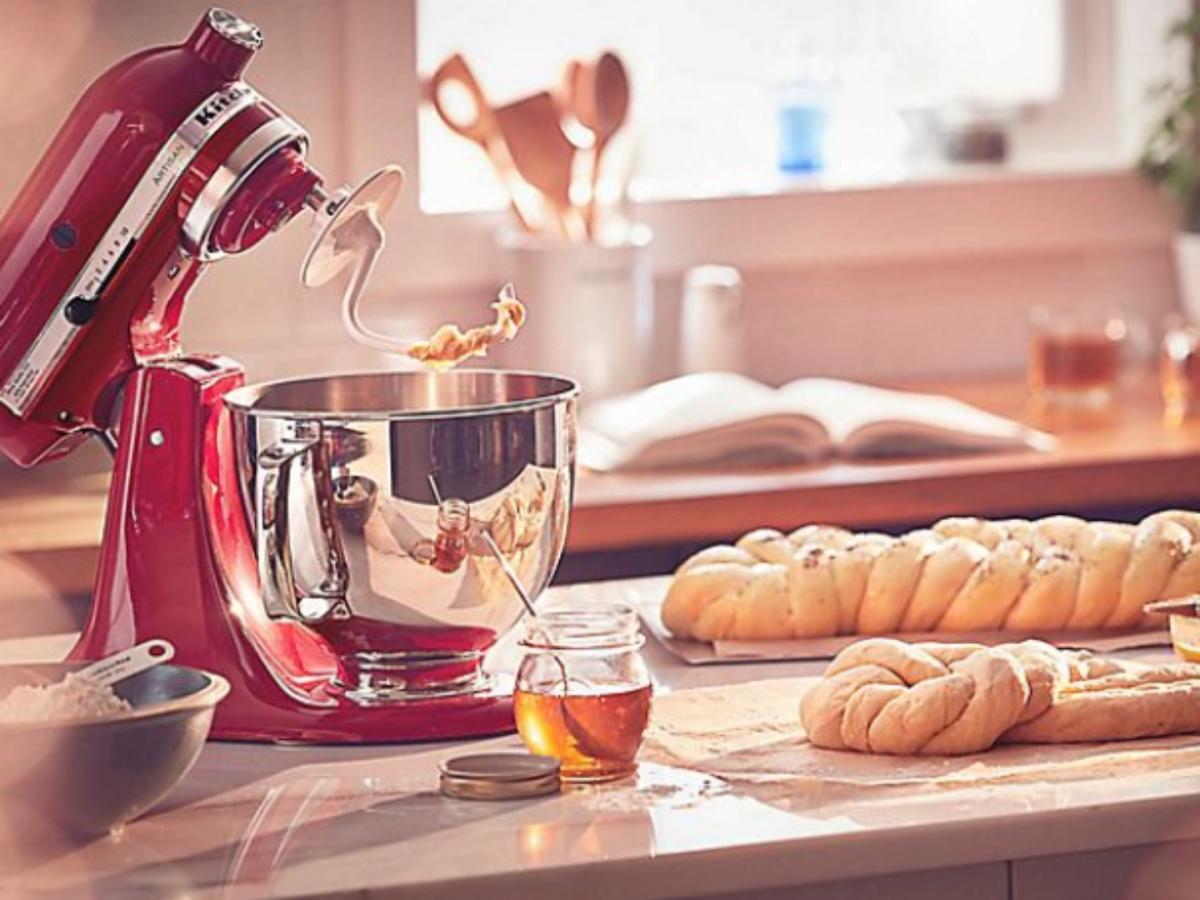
[63,296,98,326]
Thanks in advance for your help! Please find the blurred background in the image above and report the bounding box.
[0,0,1185,389]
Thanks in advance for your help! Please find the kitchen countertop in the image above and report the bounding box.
[5,577,1200,900]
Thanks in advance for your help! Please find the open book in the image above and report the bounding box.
[579,373,1056,472]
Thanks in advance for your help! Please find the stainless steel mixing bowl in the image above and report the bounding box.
[224,370,579,704]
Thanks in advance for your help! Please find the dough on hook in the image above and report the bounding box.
[407,284,527,370]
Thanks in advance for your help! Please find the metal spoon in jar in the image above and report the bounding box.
[478,531,624,761]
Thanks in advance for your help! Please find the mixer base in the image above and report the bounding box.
[211,689,516,745]
[72,359,521,745]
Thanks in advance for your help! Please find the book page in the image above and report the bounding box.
[579,372,829,471]
[778,378,1054,455]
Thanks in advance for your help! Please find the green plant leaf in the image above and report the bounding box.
[1141,9,1200,216]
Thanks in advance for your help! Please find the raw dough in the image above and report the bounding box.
[407,283,525,370]
[663,512,1200,640]
[801,637,1200,755]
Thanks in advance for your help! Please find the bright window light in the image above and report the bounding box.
[417,0,1064,212]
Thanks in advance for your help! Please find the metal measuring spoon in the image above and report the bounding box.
[76,639,175,688]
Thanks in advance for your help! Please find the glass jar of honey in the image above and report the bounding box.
[514,602,651,783]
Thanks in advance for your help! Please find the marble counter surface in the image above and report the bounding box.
[4,579,1200,900]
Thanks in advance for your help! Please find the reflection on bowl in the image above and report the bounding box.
[0,663,228,837]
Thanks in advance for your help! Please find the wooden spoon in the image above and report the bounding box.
[585,52,631,237]
[493,91,584,241]
[558,59,595,139]
[559,59,599,150]
[561,60,596,133]
[429,54,497,150]
[558,59,599,210]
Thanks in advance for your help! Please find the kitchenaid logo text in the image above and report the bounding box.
[193,84,255,127]
[149,84,258,187]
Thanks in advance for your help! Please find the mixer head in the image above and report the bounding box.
[0,9,404,467]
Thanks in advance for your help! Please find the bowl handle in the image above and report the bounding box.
[256,431,348,622]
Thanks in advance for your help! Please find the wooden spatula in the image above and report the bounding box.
[494,91,584,241]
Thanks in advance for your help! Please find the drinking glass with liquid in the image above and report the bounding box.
[1161,319,1200,425]
[515,602,651,783]
[1028,306,1134,408]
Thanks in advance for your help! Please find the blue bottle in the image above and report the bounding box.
[776,41,831,173]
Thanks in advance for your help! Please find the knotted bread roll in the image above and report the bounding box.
[801,638,1200,755]
[664,511,1200,641]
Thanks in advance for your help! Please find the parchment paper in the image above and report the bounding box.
[642,678,1200,790]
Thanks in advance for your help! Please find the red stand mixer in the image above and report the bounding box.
[0,9,578,742]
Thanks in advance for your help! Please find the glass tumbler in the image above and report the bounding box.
[1027,305,1134,408]
[515,602,651,783]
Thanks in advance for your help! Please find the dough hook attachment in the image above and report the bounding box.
[300,165,413,352]
[301,165,527,367]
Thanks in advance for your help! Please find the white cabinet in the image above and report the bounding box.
[1013,839,1200,900]
[695,862,1008,900]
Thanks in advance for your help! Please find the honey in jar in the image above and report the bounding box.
[431,498,470,573]
[515,685,652,781]
[411,497,472,572]
[515,602,651,782]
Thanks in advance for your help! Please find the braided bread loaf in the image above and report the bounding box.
[801,637,1200,755]
[664,512,1200,641]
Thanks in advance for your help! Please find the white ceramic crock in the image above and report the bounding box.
[496,227,655,403]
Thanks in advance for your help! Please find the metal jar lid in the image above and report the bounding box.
[438,752,562,801]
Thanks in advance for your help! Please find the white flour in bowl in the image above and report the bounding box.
[0,672,132,724]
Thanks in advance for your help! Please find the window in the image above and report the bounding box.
[416,0,1066,214]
